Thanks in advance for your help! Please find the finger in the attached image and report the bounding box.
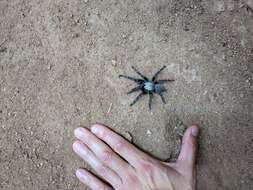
[74,128,129,175]
[177,125,199,172]
[73,141,121,187]
[76,169,113,190]
[90,124,153,168]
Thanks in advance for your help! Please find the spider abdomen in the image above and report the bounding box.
[155,84,166,93]
[144,82,155,92]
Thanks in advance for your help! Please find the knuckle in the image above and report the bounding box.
[183,138,195,148]
[139,159,156,173]
[113,140,124,152]
[126,173,139,185]
[100,150,112,163]
[97,165,107,176]
[113,183,122,190]
[182,138,195,146]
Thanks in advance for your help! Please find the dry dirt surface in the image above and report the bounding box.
[0,0,253,190]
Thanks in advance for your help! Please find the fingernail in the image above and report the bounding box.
[76,169,88,181]
[74,128,85,139]
[91,125,100,134]
[73,142,87,156]
[191,126,199,137]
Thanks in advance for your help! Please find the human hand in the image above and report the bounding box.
[73,124,199,190]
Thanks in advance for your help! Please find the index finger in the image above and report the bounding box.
[90,124,151,168]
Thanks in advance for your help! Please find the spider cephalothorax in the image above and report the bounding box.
[119,66,174,110]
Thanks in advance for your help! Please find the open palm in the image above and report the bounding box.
[73,124,199,190]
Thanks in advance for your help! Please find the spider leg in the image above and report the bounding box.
[119,75,144,83]
[152,65,166,81]
[158,93,166,104]
[148,92,153,110]
[131,66,149,81]
[130,92,144,107]
[127,86,142,94]
[156,79,175,84]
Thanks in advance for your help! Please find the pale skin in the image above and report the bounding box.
[73,124,199,190]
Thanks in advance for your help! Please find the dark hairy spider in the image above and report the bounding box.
[119,66,174,110]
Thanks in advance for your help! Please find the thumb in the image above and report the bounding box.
[177,125,199,171]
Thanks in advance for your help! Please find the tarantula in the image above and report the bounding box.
[119,66,174,110]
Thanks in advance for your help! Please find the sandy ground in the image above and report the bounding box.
[0,0,253,190]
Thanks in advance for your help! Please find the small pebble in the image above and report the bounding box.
[128,108,133,112]
[47,64,52,70]
[147,130,152,135]
[111,59,117,67]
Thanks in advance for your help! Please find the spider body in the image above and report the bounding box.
[119,66,174,110]
[144,82,155,91]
